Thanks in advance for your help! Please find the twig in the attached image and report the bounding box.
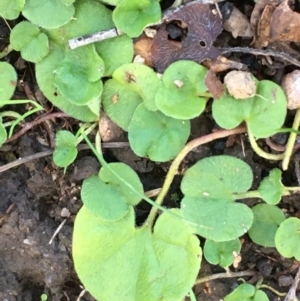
[49,218,67,244]
[221,47,300,69]
[0,142,130,173]
[5,112,68,143]
[284,264,300,301]
[68,0,225,49]
[194,270,255,285]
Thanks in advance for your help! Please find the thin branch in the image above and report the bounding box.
[221,47,300,69]
[194,270,256,285]
[0,142,130,173]
[284,264,300,301]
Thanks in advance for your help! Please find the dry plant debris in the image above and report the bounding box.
[281,70,300,110]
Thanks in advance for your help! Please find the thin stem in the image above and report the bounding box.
[248,131,285,160]
[0,111,22,119]
[259,284,286,297]
[197,92,212,98]
[282,108,300,170]
[194,270,255,285]
[145,125,247,226]
[76,123,97,145]
[232,191,261,200]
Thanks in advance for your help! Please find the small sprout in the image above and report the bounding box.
[281,69,300,110]
[224,70,257,99]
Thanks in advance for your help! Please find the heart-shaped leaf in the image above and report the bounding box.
[155,60,208,119]
[181,197,253,241]
[128,103,190,162]
[249,204,285,248]
[102,79,142,131]
[181,155,253,200]
[53,130,78,169]
[224,283,269,301]
[258,168,286,205]
[81,162,144,221]
[275,217,300,260]
[10,21,49,63]
[22,0,75,29]
[73,207,201,301]
[0,62,17,104]
[54,44,104,106]
[0,0,25,20]
[36,44,98,121]
[113,63,162,111]
[212,80,287,138]
[204,238,241,268]
[113,0,161,38]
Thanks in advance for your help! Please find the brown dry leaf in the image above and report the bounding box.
[99,112,123,142]
[270,0,300,43]
[133,35,154,67]
[223,6,253,38]
[250,0,279,46]
[205,69,224,99]
[204,56,248,73]
[224,71,257,99]
[256,4,275,47]
[151,3,222,72]
[281,69,300,110]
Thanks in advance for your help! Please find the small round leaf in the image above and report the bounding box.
[23,0,75,29]
[10,21,49,63]
[113,0,161,37]
[155,61,208,119]
[249,204,285,248]
[224,284,268,301]
[258,168,286,205]
[204,239,241,268]
[102,79,142,130]
[0,62,17,103]
[53,130,78,168]
[0,0,25,20]
[128,104,190,162]
[275,217,300,260]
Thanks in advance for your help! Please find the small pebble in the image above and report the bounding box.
[278,275,293,287]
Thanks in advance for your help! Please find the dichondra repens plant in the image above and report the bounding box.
[2,0,300,300]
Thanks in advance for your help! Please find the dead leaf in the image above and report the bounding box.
[223,6,253,38]
[270,0,300,43]
[151,3,222,72]
[256,4,275,47]
[203,56,248,73]
[133,35,154,67]
[205,69,224,99]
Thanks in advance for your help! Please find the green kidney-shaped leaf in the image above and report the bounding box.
[0,123,7,147]
[224,284,269,301]
[102,79,142,131]
[248,204,285,248]
[54,45,104,105]
[0,0,25,20]
[258,168,286,205]
[22,0,75,29]
[36,44,97,121]
[155,61,208,119]
[212,80,287,138]
[0,62,17,104]
[275,217,300,260]
[204,238,241,268]
[181,197,253,241]
[53,130,78,168]
[95,35,134,77]
[10,21,49,63]
[81,162,144,221]
[128,104,190,162]
[73,207,201,301]
[181,155,253,201]
[47,0,114,46]
[113,63,162,111]
[113,0,161,38]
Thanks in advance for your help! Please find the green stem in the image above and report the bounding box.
[197,92,212,98]
[232,191,261,200]
[76,123,97,145]
[248,131,285,161]
[282,108,300,170]
[146,125,247,226]
[0,111,22,119]
[259,284,286,297]
[0,99,43,108]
